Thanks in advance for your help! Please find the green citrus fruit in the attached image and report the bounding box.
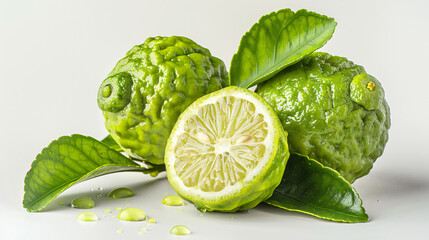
[97,36,228,164]
[165,86,290,212]
[256,52,390,183]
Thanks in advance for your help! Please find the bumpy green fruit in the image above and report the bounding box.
[98,36,228,164]
[256,52,390,183]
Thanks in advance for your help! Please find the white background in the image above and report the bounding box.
[1,0,429,239]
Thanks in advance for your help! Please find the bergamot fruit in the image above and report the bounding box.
[165,86,289,212]
[97,36,228,164]
[256,52,390,183]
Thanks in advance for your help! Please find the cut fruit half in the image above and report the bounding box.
[165,86,289,212]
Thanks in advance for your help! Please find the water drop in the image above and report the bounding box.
[71,197,95,209]
[170,225,191,235]
[97,187,103,191]
[162,195,184,206]
[77,211,98,221]
[117,208,146,221]
[108,187,135,199]
[96,194,102,198]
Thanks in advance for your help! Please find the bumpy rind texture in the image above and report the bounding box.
[97,36,229,164]
[256,52,391,183]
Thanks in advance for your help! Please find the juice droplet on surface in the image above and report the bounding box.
[104,209,112,213]
[71,197,95,209]
[170,225,191,235]
[59,202,64,205]
[115,207,122,211]
[108,187,135,199]
[77,211,98,221]
[148,218,156,223]
[117,208,146,221]
[161,195,184,206]
[116,229,122,233]
[177,208,183,211]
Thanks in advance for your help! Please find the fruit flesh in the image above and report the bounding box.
[256,52,390,182]
[165,86,289,212]
[174,96,269,193]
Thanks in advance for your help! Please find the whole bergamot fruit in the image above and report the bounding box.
[97,36,228,164]
[256,52,390,183]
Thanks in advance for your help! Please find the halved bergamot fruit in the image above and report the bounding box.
[165,86,290,212]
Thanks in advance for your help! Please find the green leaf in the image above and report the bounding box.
[23,134,147,212]
[101,134,122,152]
[230,9,337,88]
[265,153,368,223]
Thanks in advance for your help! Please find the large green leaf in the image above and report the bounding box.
[265,154,368,223]
[23,134,147,212]
[101,134,123,152]
[230,9,336,88]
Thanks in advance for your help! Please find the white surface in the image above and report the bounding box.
[1,0,429,239]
